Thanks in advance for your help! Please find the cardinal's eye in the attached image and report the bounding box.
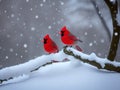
[61,31,64,36]
[44,38,47,44]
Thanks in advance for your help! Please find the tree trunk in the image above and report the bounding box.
[104,0,120,61]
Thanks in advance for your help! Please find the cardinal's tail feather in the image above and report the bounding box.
[75,45,83,52]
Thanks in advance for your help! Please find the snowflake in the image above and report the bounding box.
[60,1,64,5]
[48,25,52,29]
[84,32,88,36]
[26,0,29,3]
[89,24,93,28]
[52,2,55,6]
[20,7,23,10]
[5,56,9,59]
[31,27,35,31]
[20,55,23,58]
[114,32,118,36]
[43,0,46,2]
[110,0,116,3]
[4,10,7,13]
[89,43,93,47]
[100,39,104,43]
[35,15,39,19]
[30,8,33,11]
[15,53,18,56]
[98,53,101,56]
[16,43,19,47]
[25,50,28,53]
[23,22,26,26]
[40,3,43,7]
[17,17,20,21]
[20,33,23,37]
[24,44,28,48]
[7,34,11,38]
[10,48,14,52]
[11,14,15,18]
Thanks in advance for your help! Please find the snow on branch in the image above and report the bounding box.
[63,46,120,73]
[0,50,68,84]
[1,47,120,85]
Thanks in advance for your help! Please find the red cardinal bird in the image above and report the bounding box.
[42,34,59,54]
[60,26,83,52]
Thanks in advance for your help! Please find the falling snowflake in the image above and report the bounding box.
[26,0,29,3]
[48,25,52,29]
[11,14,15,18]
[15,53,18,56]
[20,55,23,58]
[114,32,118,36]
[98,53,101,56]
[20,33,23,37]
[100,39,104,43]
[84,32,88,36]
[23,44,28,48]
[89,24,93,28]
[30,8,33,11]
[10,48,14,52]
[31,27,35,31]
[17,17,20,21]
[5,56,9,59]
[35,15,39,19]
[43,0,46,3]
[89,43,93,47]
[4,10,7,13]
[60,1,64,5]
[16,43,19,47]
[7,34,11,38]
[40,3,43,7]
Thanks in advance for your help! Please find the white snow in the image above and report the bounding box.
[60,1,64,5]
[40,3,43,7]
[43,0,46,3]
[26,0,29,3]
[23,44,27,48]
[9,48,14,52]
[114,32,118,36]
[48,25,52,29]
[35,15,39,19]
[31,27,35,31]
[0,48,120,90]
[5,56,9,59]
[89,42,93,47]
[110,0,116,3]
[100,39,105,43]
[11,14,15,18]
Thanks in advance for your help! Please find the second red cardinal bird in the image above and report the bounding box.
[42,34,59,54]
[60,26,83,52]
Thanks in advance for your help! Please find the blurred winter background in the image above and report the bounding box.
[0,0,119,68]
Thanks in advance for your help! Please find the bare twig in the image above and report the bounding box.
[90,0,111,40]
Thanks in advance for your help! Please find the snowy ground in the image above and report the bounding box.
[0,49,120,90]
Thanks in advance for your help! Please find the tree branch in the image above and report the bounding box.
[90,0,111,40]
[104,0,120,61]
[63,47,120,73]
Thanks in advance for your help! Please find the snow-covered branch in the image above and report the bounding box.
[63,46,120,73]
[0,50,68,84]
[1,47,120,85]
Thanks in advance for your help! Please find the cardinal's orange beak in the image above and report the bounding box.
[59,31,61,34]
[41,39,44,42]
